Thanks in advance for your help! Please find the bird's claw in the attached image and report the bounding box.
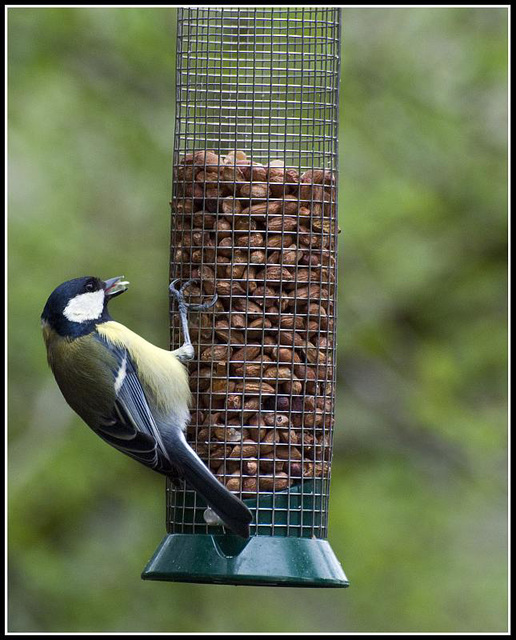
[169,278,195,296]
[169,278,218,311]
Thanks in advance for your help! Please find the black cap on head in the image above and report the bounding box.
[41,276,128,337]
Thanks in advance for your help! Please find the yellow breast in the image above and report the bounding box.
[97,321,191,415]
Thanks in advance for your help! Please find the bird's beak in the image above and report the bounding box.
[103,276,130,298]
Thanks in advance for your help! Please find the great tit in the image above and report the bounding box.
[41,275,253,538]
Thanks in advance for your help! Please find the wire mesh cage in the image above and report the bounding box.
[142,7,347,587]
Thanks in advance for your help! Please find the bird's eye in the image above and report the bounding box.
[85,281,96,292]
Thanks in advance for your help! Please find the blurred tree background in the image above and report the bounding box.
[7,7,508,633]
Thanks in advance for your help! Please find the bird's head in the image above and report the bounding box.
[41,276,130,337]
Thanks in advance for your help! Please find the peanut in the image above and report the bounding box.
[173,150,337,494]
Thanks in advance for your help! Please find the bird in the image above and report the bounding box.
[41,275,253,538]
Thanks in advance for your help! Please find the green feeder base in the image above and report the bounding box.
[142,481,348,587]
[141,533,348,587]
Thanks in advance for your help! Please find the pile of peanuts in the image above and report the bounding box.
[171,149,338,498]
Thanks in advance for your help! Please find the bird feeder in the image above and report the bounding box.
[142,7,348,587]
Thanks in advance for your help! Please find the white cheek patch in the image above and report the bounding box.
[63,290,105,323]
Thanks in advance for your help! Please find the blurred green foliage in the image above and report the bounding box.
[8,7,508,633]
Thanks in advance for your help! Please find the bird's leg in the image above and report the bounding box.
[169,279,218,363]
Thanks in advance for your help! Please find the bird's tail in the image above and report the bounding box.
[166,429,253,538]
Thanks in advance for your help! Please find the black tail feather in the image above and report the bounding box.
[167,430,253,538]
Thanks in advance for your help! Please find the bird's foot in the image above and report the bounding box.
[169,278,218,312]
[170,279,217,362]
[173,343,195,363]
[203,507,224,527]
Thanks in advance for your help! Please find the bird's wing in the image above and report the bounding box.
[91,334,252,537]
[92,335,175,475]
